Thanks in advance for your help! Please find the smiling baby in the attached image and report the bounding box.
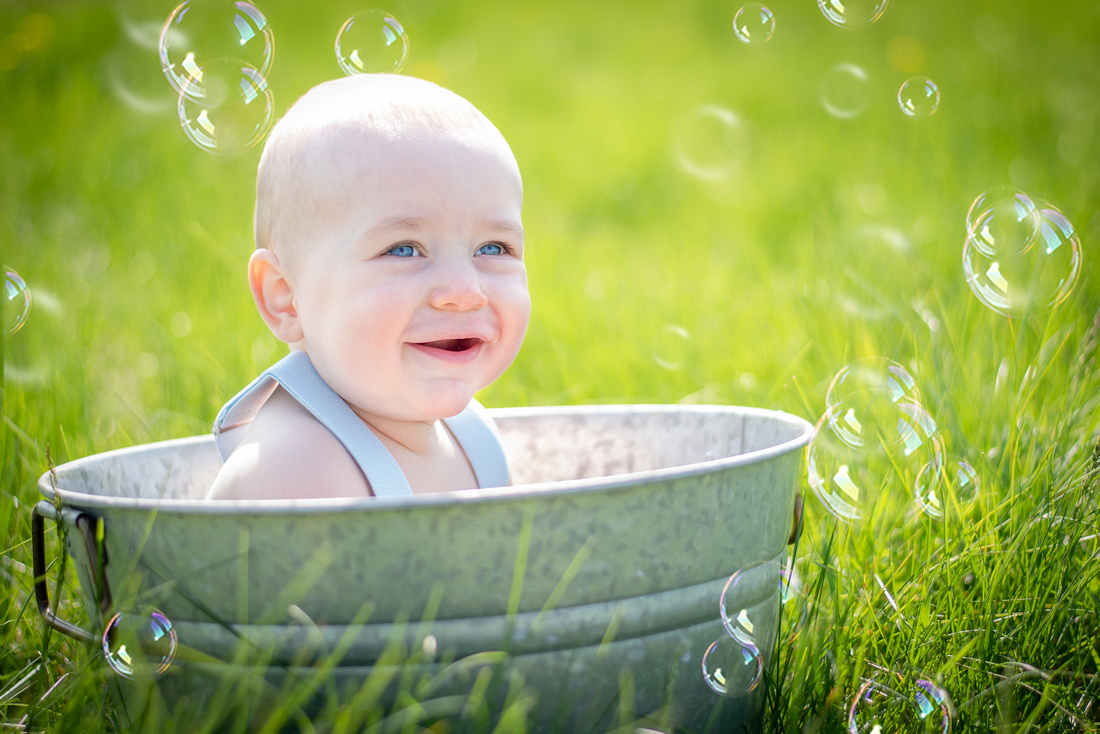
[206,74,529,500]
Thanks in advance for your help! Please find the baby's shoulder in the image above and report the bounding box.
[205,388,370,500]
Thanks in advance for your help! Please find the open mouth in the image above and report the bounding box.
[417,338,483,353]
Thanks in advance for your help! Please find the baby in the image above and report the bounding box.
[206,74,529,500]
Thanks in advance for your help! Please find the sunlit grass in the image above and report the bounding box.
[4,0,1100,731]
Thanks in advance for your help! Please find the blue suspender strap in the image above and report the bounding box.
[212,351,413,497]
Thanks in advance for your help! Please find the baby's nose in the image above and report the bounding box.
[429,260,489,311]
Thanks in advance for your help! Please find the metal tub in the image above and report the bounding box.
[33,404,812,732]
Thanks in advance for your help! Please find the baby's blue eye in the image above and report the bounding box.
[385,243,418,257]
[476,243,505,256]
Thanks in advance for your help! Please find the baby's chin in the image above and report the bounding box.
[421,394,481,421]
[366,392,481,424]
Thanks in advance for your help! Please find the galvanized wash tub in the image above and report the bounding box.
[33,404,812,732]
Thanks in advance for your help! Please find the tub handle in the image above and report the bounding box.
[787,493,803,545]
[31,501,110,645]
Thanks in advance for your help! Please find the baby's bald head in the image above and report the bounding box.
[254,74,519,270]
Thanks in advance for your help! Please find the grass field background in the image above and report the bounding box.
[2,0,1099,731]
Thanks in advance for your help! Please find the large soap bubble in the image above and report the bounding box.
[963,195,1082,317]
[159,1,273,99]
[810,358,941,521]
[824,357,922,451]
[848,678,953,732]
[176,58,273,156]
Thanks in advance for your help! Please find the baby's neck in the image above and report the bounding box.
[362,414,451,457]
[362,413,477,494]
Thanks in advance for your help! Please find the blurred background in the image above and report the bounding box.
[2,0,1098,459]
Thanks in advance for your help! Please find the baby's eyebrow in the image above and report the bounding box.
[366,216,523,238]
[369,215,429,234]
[484,219,524,238]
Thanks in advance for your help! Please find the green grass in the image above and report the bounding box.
[3,0,1099,731]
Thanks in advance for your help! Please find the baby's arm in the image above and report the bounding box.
[206,388,372,500]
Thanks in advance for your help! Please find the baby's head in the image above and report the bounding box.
[249,74,530,423]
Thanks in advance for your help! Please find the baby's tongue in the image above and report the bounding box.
[421,338,475,352]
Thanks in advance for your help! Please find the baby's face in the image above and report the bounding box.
[284,131,529,424]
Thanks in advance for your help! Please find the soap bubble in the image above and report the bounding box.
[898,76,940,119]
[965,187,1041,253]
[778,564,808,642]
[913,679,953,731]
[914,457,979,518]
[810,399,940,522]
[817,0,889,28]
[102,609,177,679]
[808,412,880,521]
[819,63,870,119]
[848,680,917,732]
[848,678,953,732]
[732,4,775,45]
[702,635,763,696]
[159,1,273,99]
[653,325,690,370]
[718,571,757,645]
[177,58,273,156]
[4,268,31,334]
[335,9,409,75]
[824,357,922,452]
[672,105,747,181]
[963,204,1082,317]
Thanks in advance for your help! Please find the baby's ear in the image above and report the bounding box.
[249,249,303,343]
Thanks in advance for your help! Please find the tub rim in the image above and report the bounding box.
[38,403,813,514]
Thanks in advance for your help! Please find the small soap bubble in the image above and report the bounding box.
[159,1,273,99]
[819,63,870,119]
[913,679,953,731]
[718,571,756,645]
[102,609,177,679]
[177,58,273,156]
[817,0,889,28]
[824,357,922,452]
[672,105,747,181]
[4,268,31,334]
[963,204,1081,317]
[898,76,940,119]
[732,4,775,45]
[848,680,918,732]
[701,635,763,696]
[915,457,979,518]
[335,9,409,75]
[653,325,690,370]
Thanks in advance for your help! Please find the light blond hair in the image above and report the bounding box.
[254,74,519,266]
